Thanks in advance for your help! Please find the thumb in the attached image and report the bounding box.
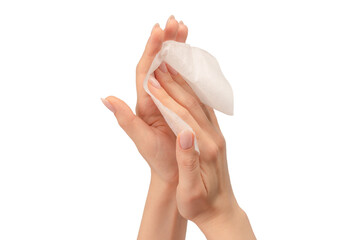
[101,96,154,152]
[176,130,202,190]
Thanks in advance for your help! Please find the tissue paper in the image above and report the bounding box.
[143,40,233,152]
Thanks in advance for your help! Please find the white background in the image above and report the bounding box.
[1,0,359,239]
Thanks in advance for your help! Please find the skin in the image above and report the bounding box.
[107,16,188,184]
[103,16,256,239]
[148,67,256,240]
[105,16,188,240]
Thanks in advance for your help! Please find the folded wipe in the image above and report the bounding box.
[143,40,233,152]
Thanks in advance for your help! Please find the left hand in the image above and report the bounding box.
[102,16,188,184]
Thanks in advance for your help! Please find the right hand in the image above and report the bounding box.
[147,64,256,239]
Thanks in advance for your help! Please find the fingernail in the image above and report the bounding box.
[166,64,178,75]
[159,62,168,73]
[179,130,194,150]
[167,15,175,25]
[179,20,184,25]
[149,76,161,89]
[153,23,160,29]
[152,23,160,32]
[101,98,115,113]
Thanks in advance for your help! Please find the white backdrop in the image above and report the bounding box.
[1,0,359,239]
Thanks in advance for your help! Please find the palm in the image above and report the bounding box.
[133,18,188,183]
[136,96,177,182]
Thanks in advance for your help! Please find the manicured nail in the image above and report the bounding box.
[101,98,115,113]
[159,62,168,73]
[167,15,175,25]
[179,130,194,150]
[149,76,161,89]
[166,64,178,75]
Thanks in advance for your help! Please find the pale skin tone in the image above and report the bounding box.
[102,16,256,240]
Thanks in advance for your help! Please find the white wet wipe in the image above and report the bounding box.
[143,40,233,152]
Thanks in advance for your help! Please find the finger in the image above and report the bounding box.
[147,75,206,140]
[204,106,221,131]
[136,24,164,101]
[164,15,179,41]
[176,20,188,43]
[176,130,204,190]
[102,96,155,154]
[154,65,217,135]
[165,64,221,131]
[165,63,212,112]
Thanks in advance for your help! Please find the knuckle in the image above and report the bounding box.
[202,106,212,121]
[118,114,136,130]
[216,136,226,152]
[181,157,198,172]
[184,97,199,110]
[178,108,190,122]
[199,102,207,111]
[179,80,189,88]
[207,143,220,160]
[135,101,150,117]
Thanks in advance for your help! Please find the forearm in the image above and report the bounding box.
[137,172,187,240]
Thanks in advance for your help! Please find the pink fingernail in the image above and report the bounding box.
[159,62,168,73]
[166,64,178,75]
[101,98,115,113]
[179,130,194,150]
[149,76,161,89]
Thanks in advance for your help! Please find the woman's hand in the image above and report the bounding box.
[103,17,190,240]
[102,16,188,184]
[147,64,256,240]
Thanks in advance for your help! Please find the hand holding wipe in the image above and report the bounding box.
[102,17,256,239]
[143,40,234,152]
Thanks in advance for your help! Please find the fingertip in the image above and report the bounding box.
[105,95,120,105]
[147,24,164,55]
[152,23,160,31]
[166,63,178,75]
[153,67,169,85]
[179,20,187,30]
[152,23,163,35]
[166,15,175,25]
[101,97,115,113]
[176,21,188,42]
[104,96,133,115]
[164,15,179,41]
[148,75,162,89]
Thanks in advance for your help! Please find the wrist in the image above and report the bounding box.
[150,167,179,185]
[195,201,255,240]
[149,171,178,197]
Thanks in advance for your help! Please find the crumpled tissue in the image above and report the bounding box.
[143,40,233,152]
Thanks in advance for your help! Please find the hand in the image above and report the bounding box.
[102,16,188,184]
[147,64,256,239]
